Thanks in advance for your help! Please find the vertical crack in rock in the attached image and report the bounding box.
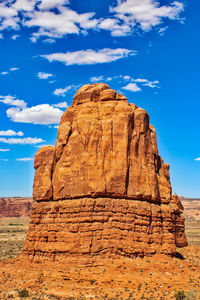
[24,83,188,261]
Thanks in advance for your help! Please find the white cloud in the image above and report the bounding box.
[35,144,46,148]
[12,0,36,12]
[90,75,104,82]
[195,158,200,161]
[0,95,27,108]
[0,137,44,145]
[42,38,56,44]
[9,67,19,71]
[98,18,119,30]
[0,2,19,30]
[25,7,97,41]
[158,26,168,36]
[123,75,131,81]
[6,104,63,125]
[53,102,68,108]
[53,85,80,97]
[0,159,8,161]
[0,0,184,40]
[110,0,184,33]
[134,78,148,83]
[122,83,142,92]
[0,68,19,76]
[90,75,114,83]
[43,48,136,66]
[37,72,53,79]
[16,157,34,161]
[0,148,10,152]
[0,130,24,137]
[39,0,68,10]
[143,80,159,88]
[0,33,3,39]
[11,34,20,40]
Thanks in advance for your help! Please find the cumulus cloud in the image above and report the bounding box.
[0,130,24,136]
[0,95,26,108]
[0,0,184,40]
[0,137,44,145]
[43,48,136,66]
[1,93,65,125]
[25,7,97,41]
[195,158,200,161]
[16,157,34,161]
[39,0,69,10]
[0,1,19,31]
[37,72,53,79]
[109,0,184,35]
[12,0,36,12]
[0,148,10,152]
[53,84,80,97]
[6,104,64,125]
[122,83,142,92]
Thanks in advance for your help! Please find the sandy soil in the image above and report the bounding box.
[0,245,199,299]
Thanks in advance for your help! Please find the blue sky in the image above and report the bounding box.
[0,0,199,198]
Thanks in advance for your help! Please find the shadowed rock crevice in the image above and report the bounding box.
[24,83,187,260]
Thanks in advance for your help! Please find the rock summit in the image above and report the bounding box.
[24,83,187,260]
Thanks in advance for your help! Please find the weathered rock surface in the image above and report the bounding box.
[0,197,33,218]
[24,83,187,260]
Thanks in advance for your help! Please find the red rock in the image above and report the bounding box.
[24,83,187,260]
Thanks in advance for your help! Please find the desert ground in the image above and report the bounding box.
[0,198,199,299]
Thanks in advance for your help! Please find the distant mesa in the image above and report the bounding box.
[0,197,33,218]
[24,83,187,260]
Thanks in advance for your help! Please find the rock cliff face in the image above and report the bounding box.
[24,83,187,260]
[0,197,33,218]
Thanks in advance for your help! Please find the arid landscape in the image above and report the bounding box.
[0,197,200,299]
[0,84,200,299]
[0,0,199,299]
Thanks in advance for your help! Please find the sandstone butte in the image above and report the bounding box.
[23,83,187,261]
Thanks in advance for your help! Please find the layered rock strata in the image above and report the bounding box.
[24,83,187,260]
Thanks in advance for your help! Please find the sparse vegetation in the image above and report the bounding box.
[174,290,186,300]
[18,288,29,298]
[0,218,29,260]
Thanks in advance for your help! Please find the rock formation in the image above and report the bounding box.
[24,83,187,260]
[0,197,33,218]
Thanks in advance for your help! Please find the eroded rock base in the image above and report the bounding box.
[24,198,186,261]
